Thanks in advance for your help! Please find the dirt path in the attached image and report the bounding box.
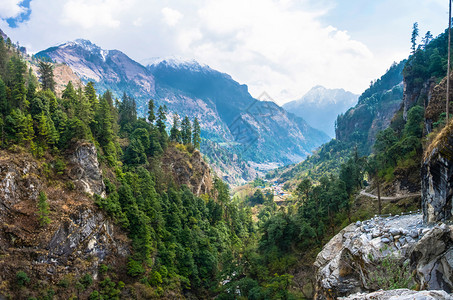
[359,190,421,200]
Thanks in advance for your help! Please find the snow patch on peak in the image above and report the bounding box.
[73,39,100,51]
[143,56,210,72]
[57,39,103,53]
[100,49,109,62]
[56,39,109,61]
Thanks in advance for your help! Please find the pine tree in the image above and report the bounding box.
[37,191,50,226]
[75,86,93,125]
[181,116,192,145]
[61,81,77,115]
[422,31,433,49]
[84,81,98,124]
[84,81,97,107]
[169,113,182,143]
[156,105,167,133]
[411,22,419,54]
[156,105,168,148]
[0,78,9,115]
[147,99,155,125]
[119,93,137,132]
[38,61,55,92]
[192,117,201,149]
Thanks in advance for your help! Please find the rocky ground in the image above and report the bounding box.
[339,288,453,300]
[315,213,453,299]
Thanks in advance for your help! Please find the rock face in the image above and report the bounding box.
[425,73,453,134]
[411,223,453,292]
[68,142,106,198]
[314,214,426,299]
[0,149,128,296]
[340,289,453,300]
[334,61,405,154]
[162,147,213,196]
[422,121,453,223]
[314,214,453,299]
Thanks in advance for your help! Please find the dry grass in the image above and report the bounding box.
[424,118,453,162]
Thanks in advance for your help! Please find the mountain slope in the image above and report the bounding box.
[283,86,358,137]
[36,41,329,179]
[335,60,405,154]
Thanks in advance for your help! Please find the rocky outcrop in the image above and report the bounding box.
[422,120,453,223]
[314,214,426,299]
[0,149,128,296]
[425,72,453,134]
[68,142,106,197]
[411,223,453,291]
[314,214,453,299]
[340,289,453,300]
[403,76,435,120]
[162,147,213,196]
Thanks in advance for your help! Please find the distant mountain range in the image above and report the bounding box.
[36,39,330,183]
[283,86,358,137]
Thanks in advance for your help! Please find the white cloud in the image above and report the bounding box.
[0,0,26,19]
[4,0,448,104]
[188,0,376,102]
[61,0,123,29]
[161,7,182,27]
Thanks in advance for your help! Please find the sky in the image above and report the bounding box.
[0,0,449,105]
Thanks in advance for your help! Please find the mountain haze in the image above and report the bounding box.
[283,85,358,137]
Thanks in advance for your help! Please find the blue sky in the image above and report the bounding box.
[0,0,448,104]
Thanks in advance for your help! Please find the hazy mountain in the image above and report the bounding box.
[283,86,358,137]
[36,40,329,182]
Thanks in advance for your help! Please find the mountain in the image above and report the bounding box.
[283,86,358,137]
[36,39,156,113]
[147,58,329,164]
[36,40,329,182]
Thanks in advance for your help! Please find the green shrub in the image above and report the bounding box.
[80,273,93,288]
[37,191,50,226]
[149,271,162,286]
[367,252,413,290]
[16,270,30,286]
[53,159,66,175]
[127,259,144,277]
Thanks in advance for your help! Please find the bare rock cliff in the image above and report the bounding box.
[67,142,106,198]
[0,148,128,297]
[422,120,453,223]
[162,146,213,196]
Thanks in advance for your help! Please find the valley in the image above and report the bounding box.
[0,7,452,300]
[36,40,330,186]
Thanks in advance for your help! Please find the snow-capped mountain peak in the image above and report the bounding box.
[143,56,210,72]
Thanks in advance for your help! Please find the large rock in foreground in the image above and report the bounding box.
[339,288,453,300]
[314,214,453,299]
